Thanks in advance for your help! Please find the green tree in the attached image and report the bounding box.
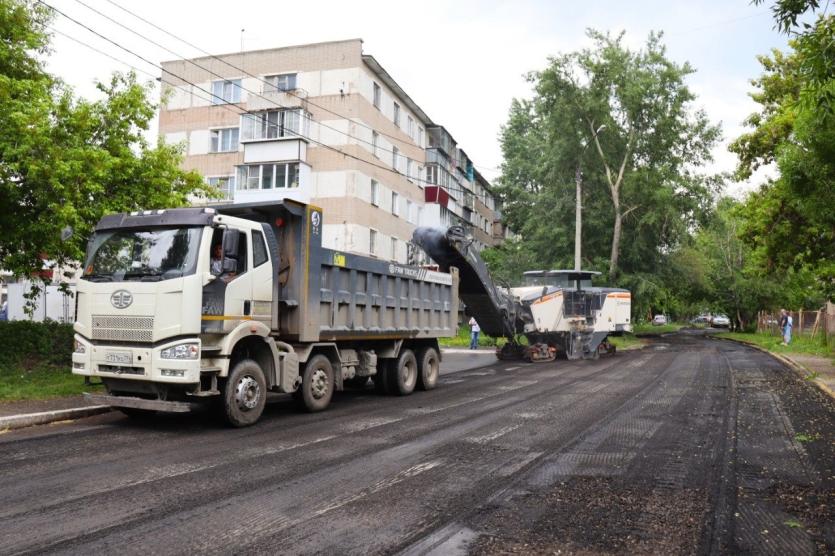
[730,14,835,298]
[495,30,722,281]
[0,0,214,303]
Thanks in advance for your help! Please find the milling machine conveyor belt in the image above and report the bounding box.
[412,226,519,339]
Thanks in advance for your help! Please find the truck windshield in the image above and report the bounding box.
[82,227,202,282]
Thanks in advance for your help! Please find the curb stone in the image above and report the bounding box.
[714,336,835,400]
[0,405,112,432]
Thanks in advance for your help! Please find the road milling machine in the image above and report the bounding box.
[412,226,632,362]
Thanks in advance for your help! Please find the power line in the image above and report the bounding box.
[39,0,487,204]
[98,0,501,176]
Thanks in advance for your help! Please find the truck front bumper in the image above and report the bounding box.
[83,393,197,412]
[72,335,202,384]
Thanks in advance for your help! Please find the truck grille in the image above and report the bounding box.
[92,315,154,342]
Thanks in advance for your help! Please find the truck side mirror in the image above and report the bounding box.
[222,229,241,258]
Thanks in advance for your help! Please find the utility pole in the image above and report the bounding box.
[574,164,583,271]
[574,124,606,272]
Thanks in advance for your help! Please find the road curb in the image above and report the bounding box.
[0,405,112,432]
[714,336,835,399]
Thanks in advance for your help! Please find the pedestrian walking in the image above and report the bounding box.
[468,317,480,350]
[779,309,793,345]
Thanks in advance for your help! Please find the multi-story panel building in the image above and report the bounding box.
[159,38,504,263]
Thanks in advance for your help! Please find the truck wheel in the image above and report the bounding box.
[301,354,334,412]
[388,349,418,396]
[417,346,440,391]
[222,359,267,427]
[374,360,391,394]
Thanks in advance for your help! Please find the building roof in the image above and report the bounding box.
[361,54,434,128]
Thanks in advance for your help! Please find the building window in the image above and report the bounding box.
[237,163,300,190]
[372,131,379,158]
[211,79,241,104]
[373,82,381,108]
[370,180,379,206]
[206,176,235,200]
[417,206,423,226]
[241,109,306,141]
[390,237,397,260]
[264,73,297,93]
[392,146,399,170]
[407,116,414,139]
[369,229,378,255]
[391,191,399,215]
[406,159,412,182]
[418,127,424,147]
[209,128,239,152]
[393,102,400,128]
[406,200,413,223]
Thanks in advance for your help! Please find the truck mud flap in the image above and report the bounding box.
[83,393,197,413]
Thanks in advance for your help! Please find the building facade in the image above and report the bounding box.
[159,39,504,263]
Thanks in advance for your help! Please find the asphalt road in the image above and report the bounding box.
[1,331,832,555]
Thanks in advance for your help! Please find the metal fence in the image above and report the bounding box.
[757,301,835,345]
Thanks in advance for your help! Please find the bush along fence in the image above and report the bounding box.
[756,301,835,346]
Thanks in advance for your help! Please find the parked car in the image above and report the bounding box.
[652,314,668,326]
[691,314,711,325]
[711,314,730,328]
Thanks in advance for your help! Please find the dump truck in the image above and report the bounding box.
[72,200,458,426]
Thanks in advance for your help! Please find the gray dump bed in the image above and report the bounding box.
[217,200,460,343]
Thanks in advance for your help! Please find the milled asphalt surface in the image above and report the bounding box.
[1,330,832,555]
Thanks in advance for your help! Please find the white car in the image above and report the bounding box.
[652,314,667,326]
[711,314,730,328]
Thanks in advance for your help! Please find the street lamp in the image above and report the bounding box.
[574,124,606,271]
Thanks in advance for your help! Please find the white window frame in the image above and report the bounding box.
[390,237,397,261]
[237,163,300,191]
[211,79,242,104]
[206,175,236,200]
[392,146,399,171]
[241,109,307,141]
[372,131,379,158]
[373,82,381,109]
[407,116,414,139]
[418,127,424,148]
[370,179,379,206]
[369,229,378,256]
[393,102,400,128]
[264,73,297,93]
[209,127,239,153]
[406,158,413,182]
[391,191,399,216]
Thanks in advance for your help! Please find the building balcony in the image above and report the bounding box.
[246,88,308,112]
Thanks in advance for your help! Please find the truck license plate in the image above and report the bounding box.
[105,351,132,365]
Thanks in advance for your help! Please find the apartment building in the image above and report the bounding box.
[158,39,504,263]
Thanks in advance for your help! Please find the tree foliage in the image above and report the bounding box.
[492,29,722,285]
[730,13,835,298]
[0,0,213,300]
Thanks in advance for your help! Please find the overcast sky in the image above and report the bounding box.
[43,0,789,195]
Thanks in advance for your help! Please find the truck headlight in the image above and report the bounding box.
[74,339,86,354]
[160,342,199,360]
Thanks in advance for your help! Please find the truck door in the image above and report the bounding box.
[250,228,273,324]
[202,228,252,333]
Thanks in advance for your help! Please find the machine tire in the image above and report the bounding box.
[300,354,334,412]
[388,349,418,396]
[417,346,440,391]
[222,359,267,427]
[373,360,391,394]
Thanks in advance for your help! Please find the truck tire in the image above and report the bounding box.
[417,346,440,391]
[388,349,418,396]
[222,359,267,427]
[300,354,334,412]
[374,360,391,394]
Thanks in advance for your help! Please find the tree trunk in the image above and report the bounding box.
[609,199,622,278]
